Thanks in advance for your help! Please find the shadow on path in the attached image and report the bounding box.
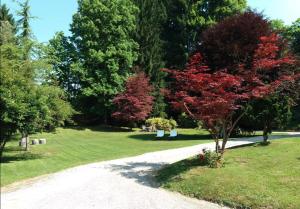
[108,161,169,188]
[108,133,300,189]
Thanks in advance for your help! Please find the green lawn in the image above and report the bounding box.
[156,138,300,209]
[1,126,210,186]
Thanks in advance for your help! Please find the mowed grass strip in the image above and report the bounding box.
[156,138,300,209]
[1,126,210,186]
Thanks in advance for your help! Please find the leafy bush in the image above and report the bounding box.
[145,118,178,131]
[199,149,224,168]
[169,119,178,129]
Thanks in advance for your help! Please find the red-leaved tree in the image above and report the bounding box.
[165,12,298,156]
[112,73,154,126]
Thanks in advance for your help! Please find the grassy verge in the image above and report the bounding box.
[156,138,300,209]
[1,126,210,186]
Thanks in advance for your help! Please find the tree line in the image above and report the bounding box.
[47,0,300,131]
[46,0,248,123]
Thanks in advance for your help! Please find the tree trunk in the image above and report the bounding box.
[0,139,7,158]
[263,124,269,142]
[104,112,108,125]
[220,134,229,157]
[23,132,30,151]
[215,138,220,153]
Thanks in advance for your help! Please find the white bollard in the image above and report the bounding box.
[31,139,39,145]
[19,137,27,148]
[39,138,47,145]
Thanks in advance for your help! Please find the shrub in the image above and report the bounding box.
[199,149,224,168]
[145,118,178,131]
[169,119,178,130]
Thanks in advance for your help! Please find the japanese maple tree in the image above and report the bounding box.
[165,12,298,156]
[112,73,154,126]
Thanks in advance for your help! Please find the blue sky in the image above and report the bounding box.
[2,0,300,43]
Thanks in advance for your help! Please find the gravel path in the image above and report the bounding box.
[2,133,299,209]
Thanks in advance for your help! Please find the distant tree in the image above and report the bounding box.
[133,0,167,117]
[166,12,298,157]
[201,11,271,71]
[112,73,154,127]
[286,19,300,129]
[134,0,166,79]
[17,0,32,40]
[47,32,80,100]
[71,0,139,123]
[238,95,294,142]
[0,8,16,45]
[288,18,300,56]
[163,0,247,69]
[270,19,287,33]
[0,4,16,34]
[16,0,35,61]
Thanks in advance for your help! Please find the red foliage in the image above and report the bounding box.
[201,11,271,71]
[112,73,154,123]
[166,30,297,152]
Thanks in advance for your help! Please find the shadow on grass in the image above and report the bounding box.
[156,157,204,184]
[3,146,23,152]
[1,151,44,164]
[65,125,133,133]
[129,133,212,141]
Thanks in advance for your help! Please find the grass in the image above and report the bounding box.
[156,138,300,209]
[0,126,210,186]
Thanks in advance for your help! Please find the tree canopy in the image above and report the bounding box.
[163,0,247,69]
[112,72,154,125]
[71,0,139,123]
[0,1,73,153]
[165,11,299,155]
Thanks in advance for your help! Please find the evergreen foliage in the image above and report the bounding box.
[133,0,167,117]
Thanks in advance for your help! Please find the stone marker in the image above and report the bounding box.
[39,138,47,144]
[19,137,27,148]
[31,139,39,145]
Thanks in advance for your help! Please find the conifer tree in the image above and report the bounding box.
[134,0,167,117]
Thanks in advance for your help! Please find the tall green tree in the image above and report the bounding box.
[134,0,167,117]
[287,19,300,129]
[163,0,247,69]
[0,22,23,153]
[0,2,73,154]
[288,18,300,56]
[0,4,16,33]
[134,0,166,78]
[17,0,32,40]
[71,0,139,123]
[17,0,35,61]
[47,32,80,100]
[0,4,17,45]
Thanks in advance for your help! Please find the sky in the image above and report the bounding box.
[2,0,300,43]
